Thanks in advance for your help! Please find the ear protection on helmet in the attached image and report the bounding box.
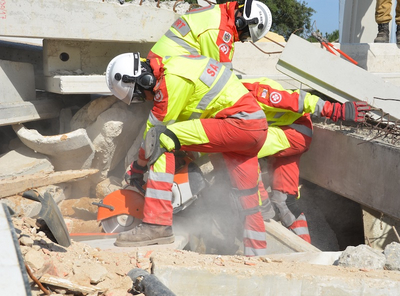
[106,52,156,105]
[235,7,248,31]
[235,16,247,31]
[118,61,156,90]
[122,72,156,90]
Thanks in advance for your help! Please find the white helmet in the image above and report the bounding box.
[237,0,272,43]
[105,52,156,105]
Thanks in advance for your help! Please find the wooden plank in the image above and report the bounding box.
[0,169,99,198]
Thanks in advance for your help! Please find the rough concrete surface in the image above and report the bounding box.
[13,214,400,296]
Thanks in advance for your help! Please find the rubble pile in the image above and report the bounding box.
[15,217,140,296]
[12,213,400,296]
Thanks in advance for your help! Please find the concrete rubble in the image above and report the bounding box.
[1,0,400,295]
[8,212,400,296]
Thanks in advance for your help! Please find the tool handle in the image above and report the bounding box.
[92,201,115,211]
[22,190,41,202]
[322,42,336,55]
[327,42,358,65]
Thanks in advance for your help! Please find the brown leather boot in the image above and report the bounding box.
[114,222,174,247]
[374,23,390,43]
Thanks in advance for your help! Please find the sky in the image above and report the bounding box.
[304,0,339,34]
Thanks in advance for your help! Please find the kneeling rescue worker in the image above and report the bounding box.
[105,53,268,256]
[242,77,371,243]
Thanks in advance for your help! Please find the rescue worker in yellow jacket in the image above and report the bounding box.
[106,53,268,256]
[147,0,272,69]
[242,77,370,243]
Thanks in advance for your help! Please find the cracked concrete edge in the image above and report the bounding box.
[12,123,95,170]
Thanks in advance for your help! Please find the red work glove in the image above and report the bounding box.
[125,161,148,194]
[331,101,370,122]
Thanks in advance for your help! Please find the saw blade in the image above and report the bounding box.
[101,215,140,233]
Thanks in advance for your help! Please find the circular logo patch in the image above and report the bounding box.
[270,92,282,104]
[219,43,230,55]
[154,90,163,102]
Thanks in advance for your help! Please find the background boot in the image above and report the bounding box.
[397,24,400,44]
[288,213,311,243]
[374,23,389,43]
[114,222,174,247]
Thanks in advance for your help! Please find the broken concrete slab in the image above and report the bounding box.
[0,169,98,198]
[0,59,63,126]
[0,0,186,42]
[276,34,400,120]
[266,251,342,266]
[2,185,67,218]
[264,220,321,254]
[70,96,118,131]
[77,234,189,253]
[12,123,95,171]
[150,250,400,296]
[0,59,35,104]
[0,146,53,179]
[82,99,152,182]
[300,124,400,221]
[362,206,400,251]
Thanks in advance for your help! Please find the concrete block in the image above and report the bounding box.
[43,39,154,77]
[0,60,35,103]
[149,250,400,296]
[264,220,321,254]
[0,0,184,42]
[362,206,400,250]
[277,34,400,120]
[299,124,400,220]
[0,146,53,179]
[12,123,95,171]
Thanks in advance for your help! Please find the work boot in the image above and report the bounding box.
[374,23,389,43]
[114,222,174,247]
[397,24,400,45]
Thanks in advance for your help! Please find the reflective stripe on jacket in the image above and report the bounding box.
[241,77,325,127]
[148,2,238,69]
[241,77,329,158]
[147,55,265,130]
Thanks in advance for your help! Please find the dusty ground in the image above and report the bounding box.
[13,214,400,296]
[8,115,400,296]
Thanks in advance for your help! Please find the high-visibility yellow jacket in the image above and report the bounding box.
[147,2,239,69]
[241,77,338,157]
[137,55,266,161]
